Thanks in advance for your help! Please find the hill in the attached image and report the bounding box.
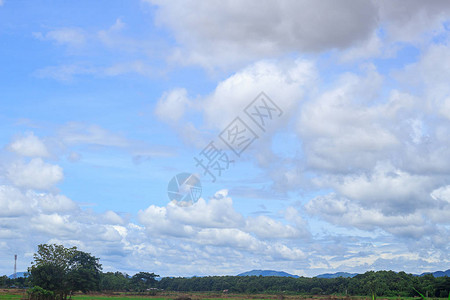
[419,269,450,277]
[237,270,299,278]
[316,272,358,278]
[7,272,28,279]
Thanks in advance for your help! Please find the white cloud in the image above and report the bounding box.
[102,210,125,225]
[8,132,49,157]
[305,193,432,239]
[34,28,86,47]
[245,215,300,239]
[155,88,191,123]
[431,185,450,203]
[202,59,316,130]
[138,190,310,261]
[59,122,130,147]
[33,192,78,213]
[298,67,407,172]
[147,0,378,68]
[377,0,450,44]
[0,185,32,217]
[31,213,79,237]
[6,158,63,190]
[35,64,96,81]
[326,162,436,214]
[339,32,384,62]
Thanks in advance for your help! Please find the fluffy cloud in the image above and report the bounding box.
[0,185,77,217]
[138,190,309,260]
[155,88,191,123]
[147,0,378,67]
[298,67,405,172]
[147,0,450,68]
[305,193,433,239]
[0,185,32,217]
[377,0,450,43]
[6,158,63,190]
[323,162,437,214]
[202,59,316,129]
[8,132,49,157]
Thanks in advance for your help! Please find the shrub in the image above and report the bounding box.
[27,286,54,300]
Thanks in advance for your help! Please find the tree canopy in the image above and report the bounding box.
[28,244,102,300]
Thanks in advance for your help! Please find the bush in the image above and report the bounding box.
[27,286,54,300]
[311,287,323,295]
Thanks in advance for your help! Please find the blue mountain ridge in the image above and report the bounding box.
[5,269,450,279]
[315,272,358,278]
[237,270,299,278]
[7,272,28,279]
[418,269,450,277]
[237,269,450,279]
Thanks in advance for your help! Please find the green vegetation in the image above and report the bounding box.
[157,271,450,297]
[1,244,449,299]
[27,244,102,299]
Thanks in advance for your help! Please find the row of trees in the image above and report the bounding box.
[158,271,450,297]
[1,244,449,299]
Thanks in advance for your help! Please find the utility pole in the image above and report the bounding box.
[14,254,17,279]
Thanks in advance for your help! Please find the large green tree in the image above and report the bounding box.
[28,244,102,300]
[130,271,159,292]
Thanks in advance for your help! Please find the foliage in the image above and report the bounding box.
[130,272,159,292]
[27,286,54,300]
[28,244,102,300]
[156,271,450,296]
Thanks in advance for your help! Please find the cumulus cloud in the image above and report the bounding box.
[202,59,316,130]
[298,67,406,172]
[147,0,378,67]
[377,0,450,44]
[155,88,191,123]
[0,185,33,217]
[145,0,450,68]
[305,193,433,239]
[323,162,437,214]
[8,132,50,157]
[138,190,310,260]
[6,158,63,190]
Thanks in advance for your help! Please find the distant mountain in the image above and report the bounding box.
[8,272,28,279]
[419,269,450,277]
[315,272,358,279]
[237,270,299,278]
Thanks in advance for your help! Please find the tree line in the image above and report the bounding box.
[1,244,449,299]
[157,271,450,297]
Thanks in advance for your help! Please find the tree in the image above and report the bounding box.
[67,250,102,293]
[100,272,129,291]
[130,272,159,292]
[28,244,102,300]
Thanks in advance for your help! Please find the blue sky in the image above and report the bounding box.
[1,0,450,277]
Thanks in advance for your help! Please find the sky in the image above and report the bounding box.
[0,0,450,277]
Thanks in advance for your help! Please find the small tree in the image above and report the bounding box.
[130,272,159,292]
[311,287,323,295]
